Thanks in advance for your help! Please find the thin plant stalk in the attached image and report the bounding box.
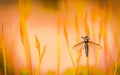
[35,35,46,75]
[114,48,120,75]
[20,22,32,75]
[103,21,113,74]
[74,14,79,43]
[40,45,46,63]
[102,21,110,74]
[36,45,46,75]
[113,33,118,75]
[112,30,119,75]
[35,35,40,55]
[114,61,118,75]
[57,11,60,75]
[1,24,7,75]
[95,21,103,74]
[35,54,40,75]
[103,22,114,74]
[18,0,32,74]
[35,35,41,75]
[84,12,90,36]
[74,14,81,74]
[64,25,75,69]
[103,22,107,72]
[86,57,89,75]
[64,0,68,13]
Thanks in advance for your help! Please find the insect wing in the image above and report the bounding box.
[88,41,102,50]
[72,42,84,50]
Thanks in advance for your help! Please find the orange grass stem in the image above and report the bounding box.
[64,25,75,69]
[112,30,119,75]
[35,35,41,75]
[40,45,46,63]
[102,21,114,74]
[86,57,89,75]
[95,21,103,68]
[57,11,60,75]
[64,0,69,13]
[35,35,46,75]
[74,14,79,42]
[20,22,32,75]
[1,24,7,75]
[84,12,90,36]
[35,51,41,75]
[114,61,118,75]
[18,0,32,74]
[74,14,81,74]
[35,35,40,54]
[103,23,108,74]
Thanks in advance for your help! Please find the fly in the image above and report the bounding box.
[72,36,101,57]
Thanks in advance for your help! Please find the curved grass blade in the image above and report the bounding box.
[20,22,32,75]
[35,35,41,75]
[18,0,32,74]
[64,25,75,69]
[35,34,46,75]
[40,45,46,63]
[35,34,40,55]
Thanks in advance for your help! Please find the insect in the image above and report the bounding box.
[72,35,101,57]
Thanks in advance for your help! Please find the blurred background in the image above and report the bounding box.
[0,0,120,75]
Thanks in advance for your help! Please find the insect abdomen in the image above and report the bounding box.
[85,43,88,57]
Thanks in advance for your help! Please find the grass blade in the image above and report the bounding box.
[1,24,7,75]
[57,11,60,75]
[35,35,41,75]
[18,0,32,19]
[40,45,46,63]
[35,34,40,55]
[74,14,79,42]
[94,21,103,74]
[86,57,89,75]
[35,34,46,75]
[74,14,82,74]
[64,25,75,69]
[102,21,109,74]
[112,29,119,75]
[18,0,32,74]
[84,12,89,36]
[102,20,113,74]
[20,22,32,75]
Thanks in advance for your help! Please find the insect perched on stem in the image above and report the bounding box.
[72,35,101,57]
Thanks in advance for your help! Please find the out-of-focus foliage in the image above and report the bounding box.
[0,51,14,75]
[63,68,75,75]
[46,70,56,75]
[19,68,29,75]
[115,64,120,75]
[0,0,17,7]
[41,0,59,10]
[77,66,106,75]
[0,51,4,75]
[63,67,106,75]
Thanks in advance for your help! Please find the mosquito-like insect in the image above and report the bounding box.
[72,35,101,57]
